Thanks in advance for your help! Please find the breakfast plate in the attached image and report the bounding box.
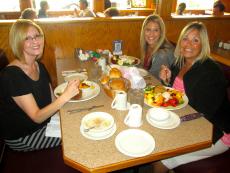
[110,55,140,66]
[109,64,148,77]
[64,73,88,82]
[146,110,180,129]
[80,124,116,140]
[115,129,155,157]
[144,85,188,110]
[81,112,114,133]
[54,81,100,102]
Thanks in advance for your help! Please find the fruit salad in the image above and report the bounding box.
[144,85,184,107]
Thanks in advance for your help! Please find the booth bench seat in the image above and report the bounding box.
[0,142,80,173]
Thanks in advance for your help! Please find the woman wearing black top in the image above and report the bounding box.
[153,21,230,172]
[0,19,80,151]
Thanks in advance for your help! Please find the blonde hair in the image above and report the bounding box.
[9,19,44,61]
[140,14,166,63]
[174,21,210,67]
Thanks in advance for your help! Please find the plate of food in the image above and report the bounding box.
[54,81,100,102]
[110,55,140,66]
[144,85,188,110]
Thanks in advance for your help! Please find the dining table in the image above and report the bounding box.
[55,57,213,173]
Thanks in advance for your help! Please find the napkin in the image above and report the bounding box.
[45,113,61,138]
[122,67,146,89]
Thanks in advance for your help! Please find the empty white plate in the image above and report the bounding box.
[146,111,180,129]
[115,129,155,157]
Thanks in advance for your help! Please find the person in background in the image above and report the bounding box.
[213,0,225,16]
[176,2,186,15]
[104,7,119,17]
[104,0,112,10]
[20,8,38,20]
[154,21,230,173]
[0,19,80,151]
[140,14,175,80]
[38,0,49,18]
[74,0,96,17]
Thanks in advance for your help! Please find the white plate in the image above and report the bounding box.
[81,112,114,133]
[110,56,140,66]
[64,73,88,82]
[146,110,180,129]
[80,124,116,140]
[54,81,100,102]
[144,86,189,110]
[115,129,155,157]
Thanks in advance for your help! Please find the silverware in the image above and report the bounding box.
[67,105,104,114]
[83,126,96,132]
[180,112,204,122]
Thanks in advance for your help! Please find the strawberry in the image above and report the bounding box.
[162,102,170,107]
[168,98,178,107]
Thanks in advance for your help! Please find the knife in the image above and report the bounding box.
[67,105,104,114]
[180,112,204,122]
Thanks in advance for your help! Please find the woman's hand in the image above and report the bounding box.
[159,65,171,85]
[61,80,80,102]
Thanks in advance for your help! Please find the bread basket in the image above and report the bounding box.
[102,78,130,98]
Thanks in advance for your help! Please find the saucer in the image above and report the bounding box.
[80,124,116,140]
[146,111,180,129]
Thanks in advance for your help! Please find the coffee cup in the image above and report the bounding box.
[111,91,128,110]
[124,104,142,127]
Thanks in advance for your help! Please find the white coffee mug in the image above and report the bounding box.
[124,104,142,127]
[111,91,127,110]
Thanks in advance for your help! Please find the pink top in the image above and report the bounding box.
[221,133,230,147]
[172,76,185,92]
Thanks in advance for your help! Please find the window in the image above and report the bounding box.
[0,0,20,11]
[131,0,146,8]
[177,0,215,10]
[110,0,129,8]
[34,0,93,11]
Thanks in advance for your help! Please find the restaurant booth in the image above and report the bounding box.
[0,0,230,172]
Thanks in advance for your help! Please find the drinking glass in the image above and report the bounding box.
[128,89,144,107]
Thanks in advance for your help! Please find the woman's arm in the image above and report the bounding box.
[13,80,80,124]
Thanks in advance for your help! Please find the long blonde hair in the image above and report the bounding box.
[140,14,166,63]
[9,19,44,61]
[174,21,210,67]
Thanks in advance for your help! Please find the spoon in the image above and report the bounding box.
[83,126,96,132]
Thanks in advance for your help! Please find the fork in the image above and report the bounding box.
[67,105,104,114]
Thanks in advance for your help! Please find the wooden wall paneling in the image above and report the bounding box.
[93,0,104,12]
[158,0,173,17]
[222,0,230,12]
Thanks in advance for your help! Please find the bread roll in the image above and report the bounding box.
[100,75,110,85]
[109,68,122,78]
[109,78,125,91]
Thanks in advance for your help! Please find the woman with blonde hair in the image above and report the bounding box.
[140,14,174,79]
[156,21,230,172]
[0,19,80,151]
